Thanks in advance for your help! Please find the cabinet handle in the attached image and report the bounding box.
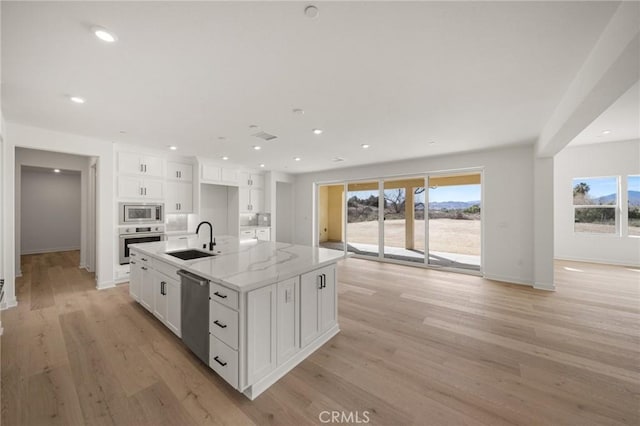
[140,187,143,196]
[130,261,136,265]
[162,281,166,295]
[213,356,227,367]
[140,164,144,173]
[176,171,180,178]
[317,275,323,290]
[144,187,147,195]
[143,164,147,173]
[213,291,227,299]
[178,203,181,210]
[141,257,148,261]
[141,266,148,271]
[213,320,227,329]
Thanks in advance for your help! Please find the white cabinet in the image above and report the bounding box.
[239,187,263,212]
[130,250,181,338]
[118,152,164,177]
[166,181,193,213]
[277,278,299,364]
[300,264,337,347]
[118,176,164,200]
[129,255,142,301]
[239,172,264,188]
[167,162,193,181]
[247,283,277,385]
[202,164,239,185]
[256,228,270,241]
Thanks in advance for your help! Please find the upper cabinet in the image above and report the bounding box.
[201,163,239,186]
[118,152,164,178]
[238,172,264,189]
[167,162,193,182]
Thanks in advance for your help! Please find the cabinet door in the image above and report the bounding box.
[202,164,221,182]
[140,266,154,312]
[250,188,264,212]
[238,171,251,187]
[166,182,192,213]
[153,272,168,322]
[256,228,270,241]
[118,176,143,198]
[118,152,142,175]
[247,284,277,385]
[320,265,337,333]
[141,155,164,177]
[277,278,299,364]
[300,270,321,347]
[239,186,251,212]
[142,179,164,199]
[165,278,181,337]
[221,168,238,184]
[167,162,193,181]
[250,174,265,189]
[129,258,142,301]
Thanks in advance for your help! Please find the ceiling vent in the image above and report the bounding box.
[252,131,278,141]
[331,156,345,162]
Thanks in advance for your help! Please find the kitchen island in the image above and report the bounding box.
[128,236,344,399]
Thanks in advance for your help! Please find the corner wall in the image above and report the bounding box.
[554,140,640,266]
[294,144,537,286]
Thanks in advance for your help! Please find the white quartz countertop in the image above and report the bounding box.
[130,236,344,292]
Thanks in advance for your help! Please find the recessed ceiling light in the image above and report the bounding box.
[428,141,436,145]
[292,108,305,115]
[119,130,126,134]
[253,145,262,150]
[294,157,301,161]
[304,5,320,19]
[361,144,370,149]
[259,163,265,168]
[92,26,117,43]
[249,124,259,130]
[221,156,229,161]
[70,96,85,104]
[313,128,323,135]
[53,169,61,173]
[168,146,177,150]
[218,136,226,141]
[602,130,612,135]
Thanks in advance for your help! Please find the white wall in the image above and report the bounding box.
[294,145,538,286]
[554,140,640,266]
[3,122,115,308]
[21,169,81,254]
[15,148,90,270]
[276,181,294,243]
[200,184,234,236]
[265,171,295,243]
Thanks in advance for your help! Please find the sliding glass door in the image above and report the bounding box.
[346,182,379,257]
[382,178,425,263]
[316,171,482,273]
[427,173,481,271]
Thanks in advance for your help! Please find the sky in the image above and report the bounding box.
[572,177,617,198]
[629,175,640,193]
[347,184,481,203]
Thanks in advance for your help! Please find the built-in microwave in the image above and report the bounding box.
[119,202,164,225]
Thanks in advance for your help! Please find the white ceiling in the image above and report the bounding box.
[1,1,621,173]
[568,80,640,147]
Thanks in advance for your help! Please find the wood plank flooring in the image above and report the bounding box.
[2,251,639,425]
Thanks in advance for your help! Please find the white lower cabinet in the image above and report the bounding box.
[246,284,277,385]
[130,249,181,338]
[210,335,239,388]
[300,264,337,347]
[277,277,299,364]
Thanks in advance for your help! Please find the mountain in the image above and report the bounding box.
[596,191,640,206]
[428,200,480,210]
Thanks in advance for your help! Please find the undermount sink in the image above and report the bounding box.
[167,249,216,261]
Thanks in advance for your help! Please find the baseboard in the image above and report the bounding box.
[21,246,81,255]
[114,276,130,285]
[534,281,556,291]
[243,324,340,400]
[1,297,18,310]
[483,273,533,287]
[555,256,640,268]
[96,281,116,290]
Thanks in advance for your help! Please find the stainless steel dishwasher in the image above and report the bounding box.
[177,270,210,364]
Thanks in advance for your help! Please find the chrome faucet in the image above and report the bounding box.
[196,221,216,251]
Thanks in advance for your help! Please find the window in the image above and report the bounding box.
[573,177,618,234]
[629,175,640,236]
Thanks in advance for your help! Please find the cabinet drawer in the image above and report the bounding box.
[209,282,239,310]
[152,258,180,280]
[210,301,239,349]
[209,336,239,389]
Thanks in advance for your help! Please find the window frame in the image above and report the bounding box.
[627,174,640,238]
[572,175,619,236]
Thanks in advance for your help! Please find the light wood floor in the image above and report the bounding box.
[2,251,639,425]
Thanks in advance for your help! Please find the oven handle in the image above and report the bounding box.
[119,233,165,239]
